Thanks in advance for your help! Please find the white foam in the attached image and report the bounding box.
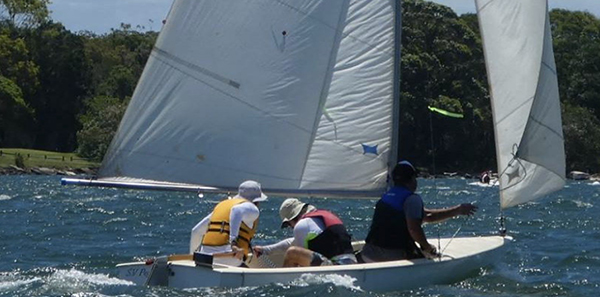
[103,217,128,225]
[468,181,498,187]
[284,273,362,291]
[0,277,41,290]
[50,268,134,288]
[184,284,258,296]
[573,200,593,208]
[0,194,12,201]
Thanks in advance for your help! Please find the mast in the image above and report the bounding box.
[390,0,402,171]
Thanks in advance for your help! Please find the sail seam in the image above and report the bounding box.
[150,50,315,133]
[274,0,394,57]
[298,1,350,187]
[153,47,240,89]
[476,0,496,14]
[541,61,557,76]
[526,115,563,142]
[150,50,372,160]
[148,49,385,176]
[494,95,535,125]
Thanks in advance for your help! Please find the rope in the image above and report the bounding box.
[440,215,470,255]
[246,243,277,268]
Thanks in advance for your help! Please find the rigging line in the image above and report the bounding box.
[496,144,529,192]
[499,210,507,236]
[440,215,469,254]
[428,110,442,255]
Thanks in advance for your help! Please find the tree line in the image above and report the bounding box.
[1,0,599,174]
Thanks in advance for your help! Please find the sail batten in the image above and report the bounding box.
[98,0,398,197]
[476,0,565,209]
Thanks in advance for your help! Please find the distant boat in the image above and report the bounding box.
[569,171,590,180]
[62,0,564,291]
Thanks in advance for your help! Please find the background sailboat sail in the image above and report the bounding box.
[476,0,565,209]
[97,0,399,197]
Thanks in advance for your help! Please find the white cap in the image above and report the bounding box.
[235,180,267,202]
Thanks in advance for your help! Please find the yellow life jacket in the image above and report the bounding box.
[201,198,258,255]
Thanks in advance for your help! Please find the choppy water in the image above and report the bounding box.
[0,175,599,296]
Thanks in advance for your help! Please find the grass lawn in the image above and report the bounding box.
[0,148,99,170]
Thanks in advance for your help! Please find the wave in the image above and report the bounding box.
[50,268,134,287]
[0,277,41,291]
[0,194,12,201]
[283,273,362,291]
[0,268,134,296]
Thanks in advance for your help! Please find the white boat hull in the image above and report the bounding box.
[116,235,510,292]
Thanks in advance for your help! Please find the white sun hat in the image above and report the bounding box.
[235,180,268,202]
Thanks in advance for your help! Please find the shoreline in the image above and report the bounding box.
[2,166,597,182]
[0,166,98,176]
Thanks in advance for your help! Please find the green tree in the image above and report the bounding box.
[0,0,50,28]
[0,26,37,147]
[0,28,39,100]
[24,21,90,152]
[400,0,491,173]
[550,9,600,172]
[562,104,600,172]
[0,75,34,146]
[77,96,128,161]
[83,24,156,100]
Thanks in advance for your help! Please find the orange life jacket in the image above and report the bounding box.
[201,198,258,255]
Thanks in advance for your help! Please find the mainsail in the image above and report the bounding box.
[96,0,400,197]
[476,0,565,208]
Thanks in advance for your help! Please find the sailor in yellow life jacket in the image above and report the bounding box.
[190,180,267,267]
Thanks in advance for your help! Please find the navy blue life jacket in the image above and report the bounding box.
[365,186,421,256]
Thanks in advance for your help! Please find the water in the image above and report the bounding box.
[0,175,598,296]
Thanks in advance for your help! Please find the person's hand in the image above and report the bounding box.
[458,203,477,216]
[421,243,439,259]
[252,246,264,258]
[231,245,244,260]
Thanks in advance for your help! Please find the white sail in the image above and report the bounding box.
[476,0,565,209]
[98,0,399,197]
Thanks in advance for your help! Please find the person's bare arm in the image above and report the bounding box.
[423,203,477,223]
[406,217,434,252]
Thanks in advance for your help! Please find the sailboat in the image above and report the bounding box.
[61,0,564,292]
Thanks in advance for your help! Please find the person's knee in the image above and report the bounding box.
[283,246,313,267]
[284,246,302,258]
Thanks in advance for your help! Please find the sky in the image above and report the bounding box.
[49,0,600,34]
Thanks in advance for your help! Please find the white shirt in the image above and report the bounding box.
[189,201,259,266]
[260,216,325,255]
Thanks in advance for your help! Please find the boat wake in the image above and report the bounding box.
[49,268,134,287]
[468,181,498,188]
[0,268,133,296]
[0,276,41,291]
[284,273,362,291]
